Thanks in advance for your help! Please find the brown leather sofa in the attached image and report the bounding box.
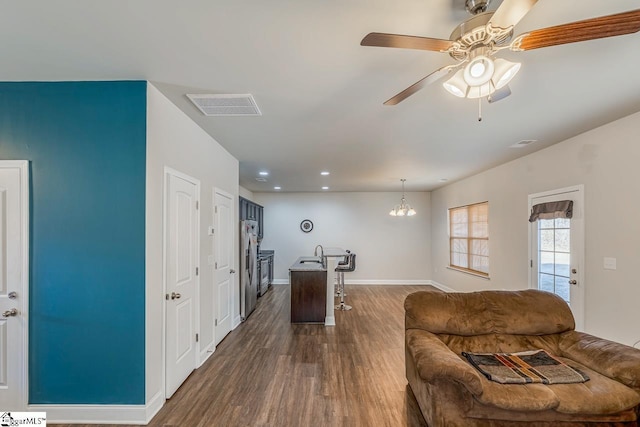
[405,289,640,426]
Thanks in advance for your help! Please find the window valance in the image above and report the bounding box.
[528,200,573,223]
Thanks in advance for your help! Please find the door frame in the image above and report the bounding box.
[162,167,201,399]
[213,187,235,346]
[0,160,29,409]
[527,184,585,330]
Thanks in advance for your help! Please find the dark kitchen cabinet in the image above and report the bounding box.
[239,197,264,240]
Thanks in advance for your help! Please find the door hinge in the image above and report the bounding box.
[215,319,218,327]
[530,259,533,268]
[196,267,199,275]
[215,206,218,213]
[196,201,199,210]
[165,293,169,300]
[215,262,218,269]
[196,333,199,342]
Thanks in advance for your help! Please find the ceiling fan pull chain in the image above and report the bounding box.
[478,98,482,122]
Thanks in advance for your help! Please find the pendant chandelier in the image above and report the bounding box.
[389,179,416,217]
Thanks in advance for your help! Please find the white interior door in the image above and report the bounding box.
[214,189,233,345]
[165,171,199,398]
[529,185,584,330]
[0,161,29,409]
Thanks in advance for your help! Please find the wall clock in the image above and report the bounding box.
[300,219,313,233]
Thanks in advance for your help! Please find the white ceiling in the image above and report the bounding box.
[2,0,639,192]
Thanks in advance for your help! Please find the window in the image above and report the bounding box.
[449,202,489,276]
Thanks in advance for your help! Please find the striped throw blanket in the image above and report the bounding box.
[461,349,590,385]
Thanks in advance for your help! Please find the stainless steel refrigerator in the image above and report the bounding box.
[240,220,258,321]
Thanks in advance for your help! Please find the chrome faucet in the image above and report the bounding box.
[314,245,325,268]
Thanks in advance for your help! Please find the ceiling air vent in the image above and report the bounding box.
[510,139,538,148]
[186,94,262,116]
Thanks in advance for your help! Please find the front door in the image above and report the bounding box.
[0,161,29,409]
[214,189,233,345]
[165,170,199,398]
[529,185,584,330]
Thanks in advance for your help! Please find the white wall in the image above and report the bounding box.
[239,185,254,201]
[431,110,640,346]
[146,83,240,405]
[255,192,431,284]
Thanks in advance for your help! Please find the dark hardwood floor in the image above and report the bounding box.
[54,284,431,427]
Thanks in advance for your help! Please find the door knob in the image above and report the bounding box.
[3,308,18,317]
[568,280,577,285]
[171,292,182,300]
[230,269,236,274]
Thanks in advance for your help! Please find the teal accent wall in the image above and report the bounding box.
[0,81,146,404]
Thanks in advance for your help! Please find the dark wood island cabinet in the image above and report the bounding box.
[289,257,327,324]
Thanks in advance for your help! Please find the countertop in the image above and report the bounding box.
[289,256,326,272]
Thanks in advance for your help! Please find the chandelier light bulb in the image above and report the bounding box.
[389,179,416,217]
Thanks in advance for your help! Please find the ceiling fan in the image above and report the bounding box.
[361,0,640,106]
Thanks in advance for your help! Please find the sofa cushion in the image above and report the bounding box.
[470,357,640,415]
[405,289,574,336]
[548,358,640,415]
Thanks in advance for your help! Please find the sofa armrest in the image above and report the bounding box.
[559,331,640,390]
[406,329,483,396]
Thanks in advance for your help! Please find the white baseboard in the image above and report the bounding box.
[198,341,215,367]
[232,315,241,329]
[29,390,165,425]
[428,280,456,293]
[345,279,432,286]
[272,279,433,286]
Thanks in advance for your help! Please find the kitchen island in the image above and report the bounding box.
[289,248,348,325]
[289,256,327,323]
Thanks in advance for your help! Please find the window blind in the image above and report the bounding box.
[449,201,489,276]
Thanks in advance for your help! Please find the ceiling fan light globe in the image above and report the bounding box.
[463,56,495,87]
[492,59,521,90]
[470,62,486,78]
[443,69,468,98]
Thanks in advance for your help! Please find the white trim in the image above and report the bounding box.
[198,341,215,368]
[272,279,434,286]
[0,160,30,410]
[29,390,164,425]
[445,266,491,280]
[232,315,241,329]
[162,167,201,399]
[345,279,433,285]
[428,280,456,293]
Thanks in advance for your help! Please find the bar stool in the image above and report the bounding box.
[335,253,356,311]
[335,250,350,297]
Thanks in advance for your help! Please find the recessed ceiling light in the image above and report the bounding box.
[438,178,448,182]
[259,171,269,176]
[320,171,330,176]
[274,186,281,190]
[322,186,329,190]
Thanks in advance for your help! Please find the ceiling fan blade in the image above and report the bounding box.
[383,66,457,106]
[489,0,538,30]
[511,9,640,51]
[361,33,453,52]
